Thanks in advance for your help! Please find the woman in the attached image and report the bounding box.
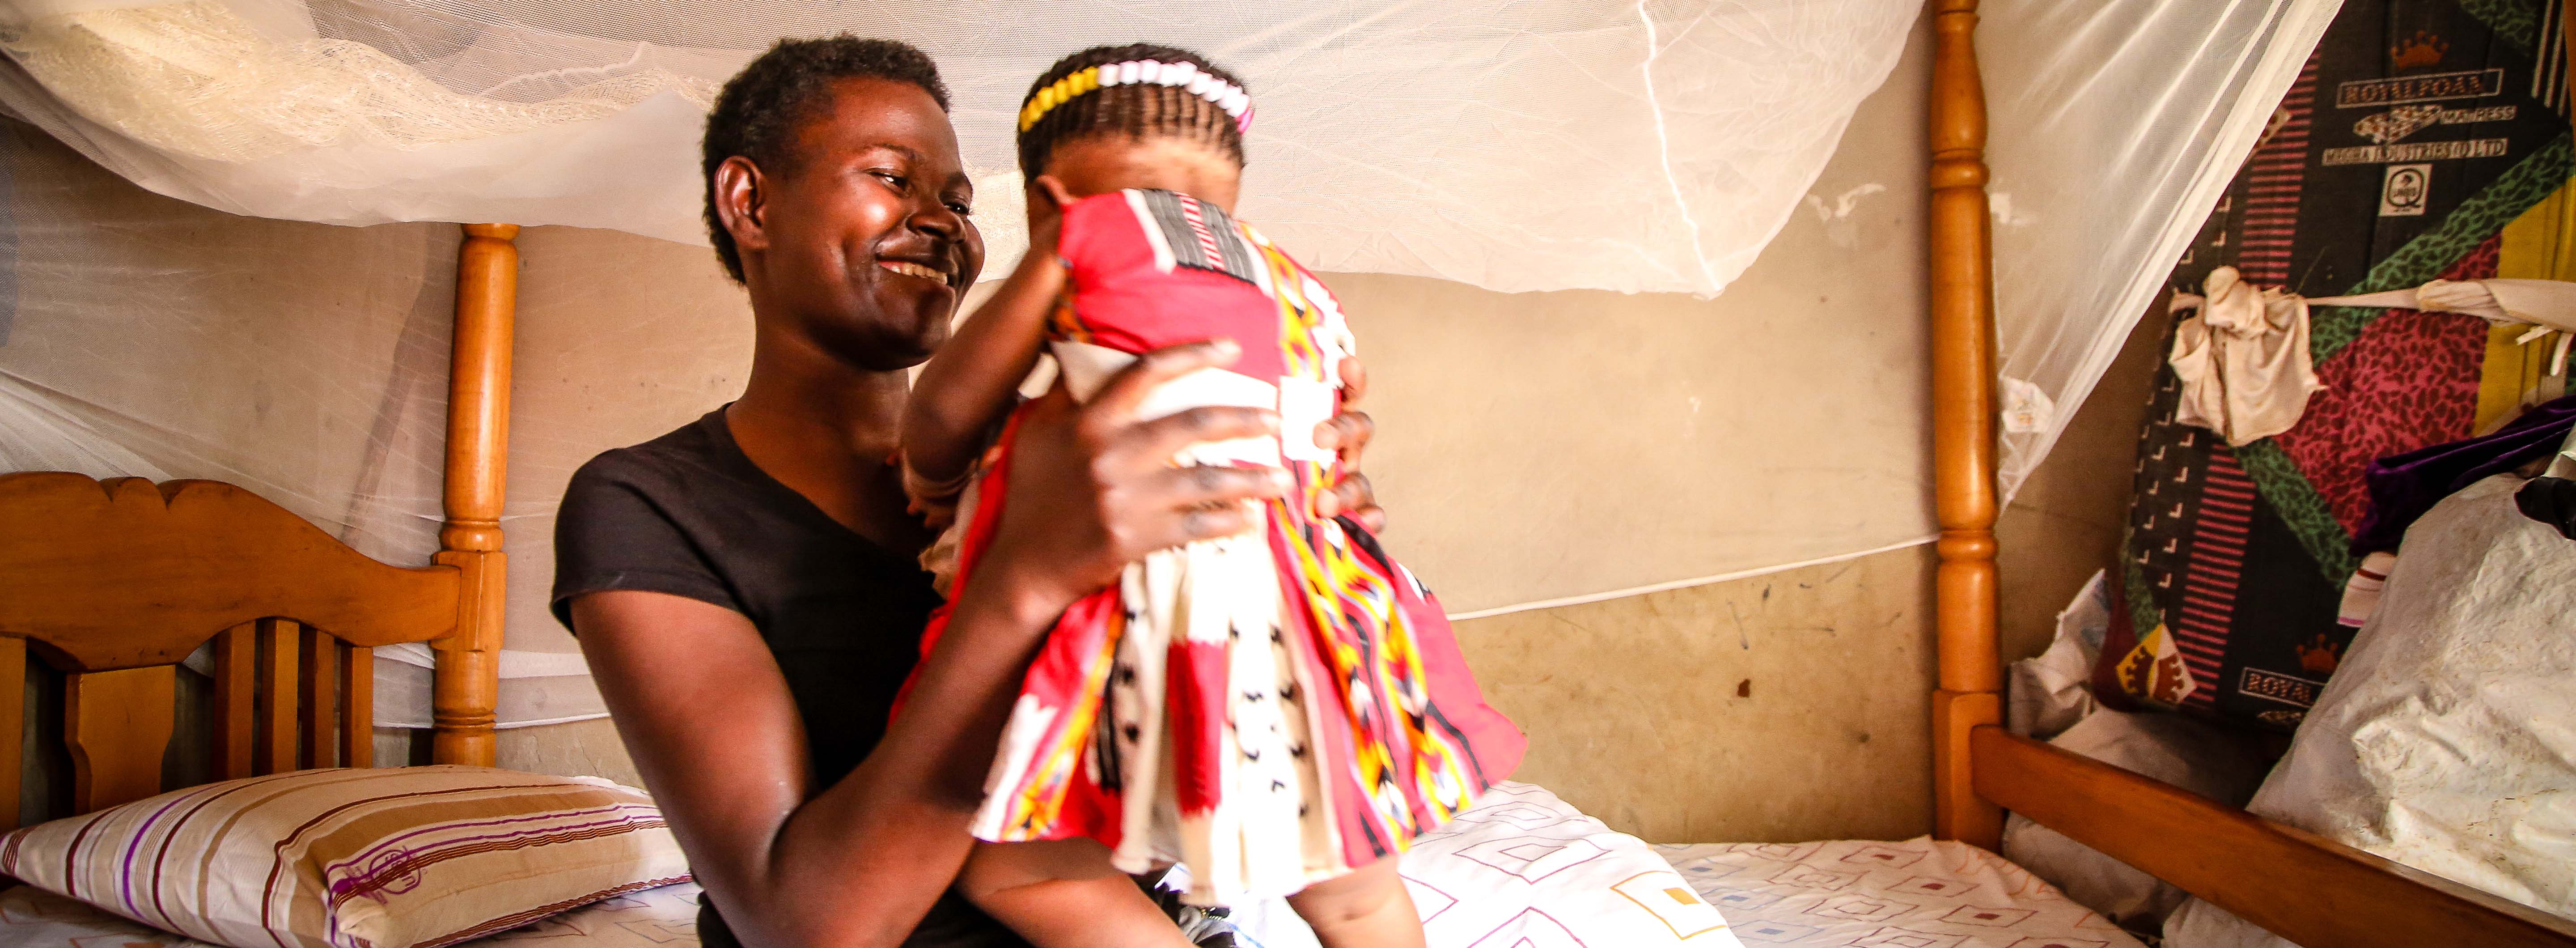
[550,38,1384,948]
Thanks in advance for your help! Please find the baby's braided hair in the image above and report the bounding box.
[1016,43,1248,178]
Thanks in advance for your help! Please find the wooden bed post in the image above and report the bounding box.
[1927,0,2005,850]
[431,223,517,767]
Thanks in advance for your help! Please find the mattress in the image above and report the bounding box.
[0,839,2142,948]
[1657,838,2147,948]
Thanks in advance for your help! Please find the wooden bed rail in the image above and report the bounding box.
[431,222,518,768]
[1926,0,2004,850]
[1973,727,2576,948]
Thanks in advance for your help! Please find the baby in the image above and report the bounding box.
[900,44,1524,948]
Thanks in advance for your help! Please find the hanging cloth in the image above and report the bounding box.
[2305,278,2576,377]
[2166,266,2327,446]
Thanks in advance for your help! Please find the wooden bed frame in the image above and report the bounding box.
[0,223,520,829]
[1926,3,2576,946]
[0,10,2568,946]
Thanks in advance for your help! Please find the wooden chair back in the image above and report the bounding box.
[0,473,468,828]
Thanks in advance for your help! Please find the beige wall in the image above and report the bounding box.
[1442,296,2169,846]
[1454,546,1940,843]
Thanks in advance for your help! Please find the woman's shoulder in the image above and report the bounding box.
[568,408,735,495]
[552,408,750,628]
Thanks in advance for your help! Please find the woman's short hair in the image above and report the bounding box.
[701,36,950,284]
[1016,43,1247,179]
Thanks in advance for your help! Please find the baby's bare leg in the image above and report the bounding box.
[955,839,1196,948]
[1288,855,1425,948]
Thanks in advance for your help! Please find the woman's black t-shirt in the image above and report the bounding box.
[551,406,1026,948]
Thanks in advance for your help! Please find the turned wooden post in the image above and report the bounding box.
[431,223,517,767]
[1927,0,2004,850]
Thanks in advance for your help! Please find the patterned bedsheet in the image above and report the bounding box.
[1,837,2140,948]
[1657,839,2146,948]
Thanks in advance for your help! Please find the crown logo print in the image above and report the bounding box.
[2392,31,2449,70]
[2296,633,2343,675]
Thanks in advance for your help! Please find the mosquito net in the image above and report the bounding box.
[0,0,1918,295]
[0,0,2335,728]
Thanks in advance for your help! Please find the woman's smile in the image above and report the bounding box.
[877,258,954,285]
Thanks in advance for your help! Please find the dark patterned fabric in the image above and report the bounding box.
[2111,0,2574,731]
[2354,395,2576,549]
[1135,188,1263,285]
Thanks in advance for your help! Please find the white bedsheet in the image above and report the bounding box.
[1657,838,2147,948]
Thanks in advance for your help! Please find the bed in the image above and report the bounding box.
[1,4,2574,948]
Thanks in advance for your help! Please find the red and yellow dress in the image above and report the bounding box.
[911,188,1523,905]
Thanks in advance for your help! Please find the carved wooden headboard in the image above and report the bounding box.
[0,223,518,830]
[0,474,473,822]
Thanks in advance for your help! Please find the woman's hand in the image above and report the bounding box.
[1312,356,1384,531]
[971,338,1291,613]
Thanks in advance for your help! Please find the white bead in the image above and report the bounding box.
[1186,74,1212,96]
[1097,65,1121,86]
[1129,61,1153,84]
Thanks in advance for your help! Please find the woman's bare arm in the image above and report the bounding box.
[573,340,1298,948]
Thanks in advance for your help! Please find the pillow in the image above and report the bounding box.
[1229,782,1743,947]
[0,765,690,948]
[2164,477,2576,947]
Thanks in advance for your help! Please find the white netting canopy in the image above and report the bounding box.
[0,0,2335,728]
[0,0,1918,294]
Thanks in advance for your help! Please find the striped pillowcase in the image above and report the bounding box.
[0,765,690,948]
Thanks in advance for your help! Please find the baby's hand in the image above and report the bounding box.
[898,451,972,529]
[1023,174,1077,267]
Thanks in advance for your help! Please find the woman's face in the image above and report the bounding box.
[743,77,985,371]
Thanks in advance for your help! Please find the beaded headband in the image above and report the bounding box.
[1017,59,1254,135]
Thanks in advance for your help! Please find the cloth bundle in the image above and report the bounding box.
[2169,270,2576,446]
[2167,266,2327,446]
[919,190,1524,906]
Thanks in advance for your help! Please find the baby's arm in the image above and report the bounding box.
[902,179,1078,506]
[955,839,1198,948]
